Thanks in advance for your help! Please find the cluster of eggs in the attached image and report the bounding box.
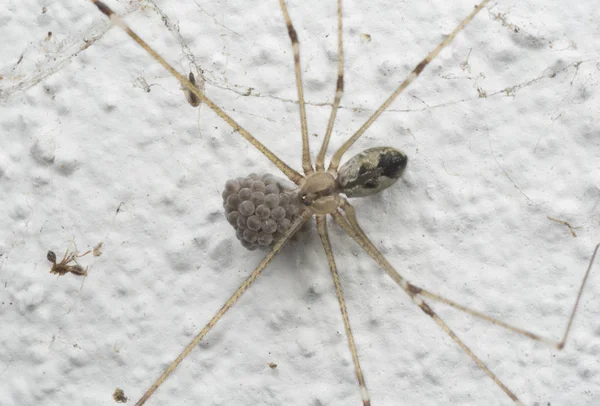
[222,174,301,250]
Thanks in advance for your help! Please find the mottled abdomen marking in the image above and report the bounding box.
[338,147,407,198]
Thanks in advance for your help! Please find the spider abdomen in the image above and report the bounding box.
[338,146,407,198]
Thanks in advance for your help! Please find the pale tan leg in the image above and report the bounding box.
[329,0,490,170]
[331,209,524,404]
[135,211,312,406]
[279,0,313,175]
[316,0,344,171]
[316,215,371,406]
[76,249,92,258]
[89,0,303,185]
[341,199,598,350]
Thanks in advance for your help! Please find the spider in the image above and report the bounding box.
[4,0,593,405]
[85,0,600,404]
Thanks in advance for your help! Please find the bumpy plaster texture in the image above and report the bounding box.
[1,1,599,405]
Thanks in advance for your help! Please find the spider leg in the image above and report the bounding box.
[75,249,92,259]
[135,211,312,406]
[316,215,371,406]
[316,0,344,171]
[89,0,303,185]
[279,0,313,175]
[404,258,598,351]
[331,208,524,404]
[341,199,598,350]
[60,249,72,264]
[329,0,490,170]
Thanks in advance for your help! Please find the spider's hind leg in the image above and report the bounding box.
[332,203,524,404]
[317,215,371,406]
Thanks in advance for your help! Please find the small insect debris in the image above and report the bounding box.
[112,387,128,403]
[93,241,104,257]
[359,33,371,43]
[182,72,201,107]
[47,247,93,277]
[547,216,580,238]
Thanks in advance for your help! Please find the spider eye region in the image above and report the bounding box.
[300,171,341,215]
[338,146,407,198]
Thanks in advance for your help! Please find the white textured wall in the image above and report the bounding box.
[1,1,599,405]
